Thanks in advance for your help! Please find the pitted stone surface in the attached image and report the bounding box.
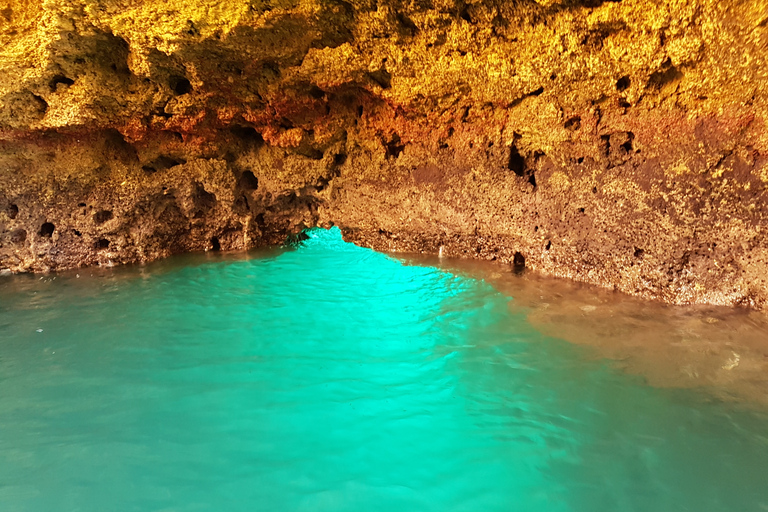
[1,0,768,308]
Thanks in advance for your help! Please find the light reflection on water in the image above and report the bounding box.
[0,227,767,512]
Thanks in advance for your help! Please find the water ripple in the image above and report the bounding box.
[0,227,767,512]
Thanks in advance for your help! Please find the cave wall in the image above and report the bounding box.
[1,0,768,308]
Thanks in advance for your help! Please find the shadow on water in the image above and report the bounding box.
[400,252,768,407]
[0,227,767,512]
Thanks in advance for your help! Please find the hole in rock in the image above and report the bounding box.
[210,237,221,251]
[384,134,405,159]
[170,76,192,95]
[238,171,259,191]
[616,75,631,91]
[333,153,348,166]
[512,252,526,273]
[600,134,611,157]
[577,157,585,164]
[32,94,48,114]
[530,86,544,96]
[367,68,392,89]
[459,6,473,23]
[39,222,55,238]
[95,238,110,250]
[545,240,552,251]
[6,204,18,219]
[578,207,586,213]
[94,210,113,224]
[634,247,645,258]
[230,126,264,147]
[74,230,82,236]
[49,75,75,91]
[620,136,634,153]
[10,228,26,244]
[507,145,525,176]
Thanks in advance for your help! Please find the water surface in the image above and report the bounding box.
[1,228,767,511]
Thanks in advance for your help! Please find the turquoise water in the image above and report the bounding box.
[1,227,767,512]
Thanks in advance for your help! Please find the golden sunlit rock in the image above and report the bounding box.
[1,0,767,308]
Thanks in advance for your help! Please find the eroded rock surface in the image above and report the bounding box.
[1,0,767,308]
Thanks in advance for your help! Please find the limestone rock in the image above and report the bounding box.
[1,0,767,308]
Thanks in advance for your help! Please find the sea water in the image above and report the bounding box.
[0,227,767,512]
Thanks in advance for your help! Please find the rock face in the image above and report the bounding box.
[1,0,767,308]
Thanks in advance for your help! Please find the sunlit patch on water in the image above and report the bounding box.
[1,227,767,512]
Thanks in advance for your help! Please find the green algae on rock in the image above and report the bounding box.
[1,0,768,308]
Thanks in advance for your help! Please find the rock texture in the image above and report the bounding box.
[1,0,768,308]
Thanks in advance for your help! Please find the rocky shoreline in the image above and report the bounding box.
[1,0,767,308]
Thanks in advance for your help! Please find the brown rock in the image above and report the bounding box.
[1,0,768,309]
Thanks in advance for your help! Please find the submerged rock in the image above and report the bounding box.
[0,0,767,308]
